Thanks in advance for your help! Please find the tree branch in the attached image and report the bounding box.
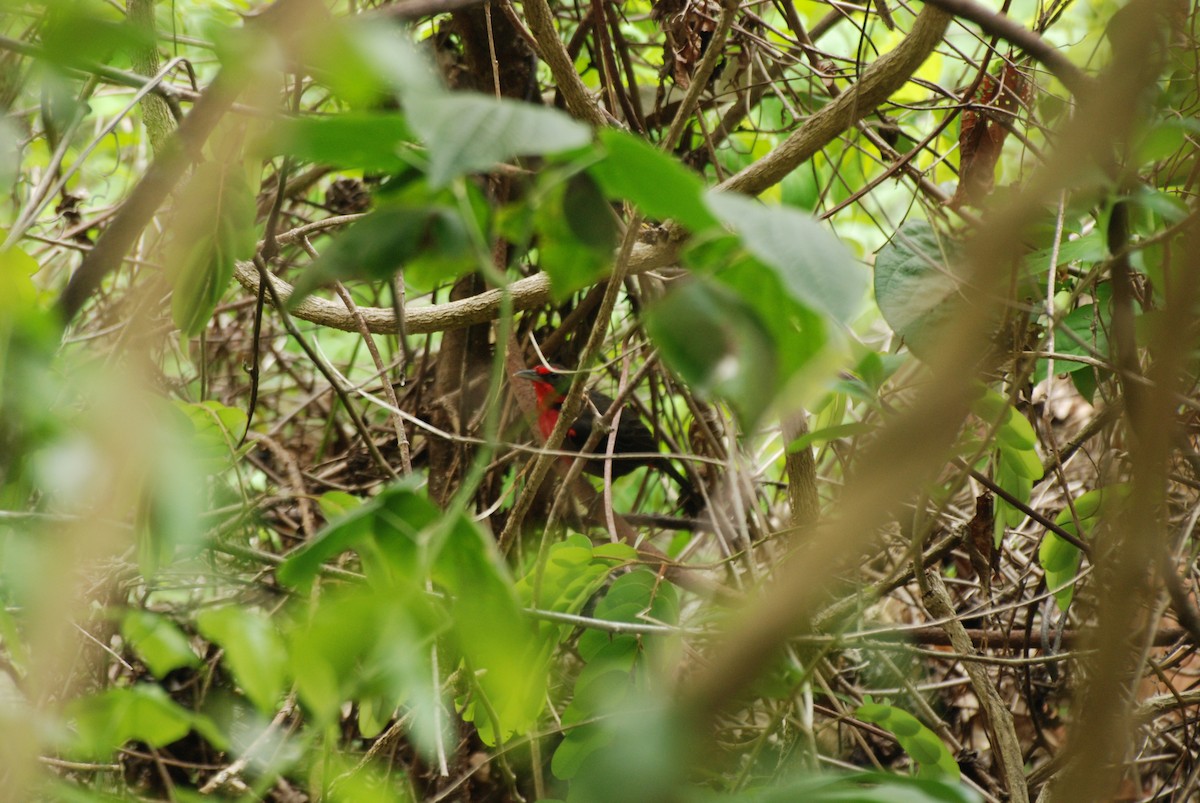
[521,0,607,126]
[922,571,1031,803]
[719,5,953,197]
[920,0,1092,96]
[230,234,680,334]
[242,6,956,335]
[55,0,327,324]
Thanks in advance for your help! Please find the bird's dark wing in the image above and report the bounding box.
[574,388,702,513]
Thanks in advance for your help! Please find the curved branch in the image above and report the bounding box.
[246,6,955,333]
[921,0,1092,96]
[521,0,607,126]
[232,235,681,334]
[721,5,953,196]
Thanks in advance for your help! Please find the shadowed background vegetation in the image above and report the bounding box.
[2,0,1200,800]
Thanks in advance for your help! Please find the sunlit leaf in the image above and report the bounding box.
[197,607,288,714]
[856,702,960,781]
[270,112,416,171]
[122,611,200,678]
[405,92,592,187]
[874,221,970,357]
[646,276,778,426]
[706,190,865,323]
[589,129,717,231]
[69,685,225,760]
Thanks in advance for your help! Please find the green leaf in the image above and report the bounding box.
[563,171,618,252]
[357,695,395,740]
[196,607,288,714]
[1048,304,1108,376]
[1133,117,1193,166]
[0,244,40,313]
[589,129,717,231]
[731,770,981,802]
[134,403,220,574]
[645,276,778,427]
[993,455,1032,527]
[285,482,545,745]
[715,254,831,382]
[270,112,415,171]
[1039,524,1081,573]
[551,572,679,787]
[121,611,200,678]
[404,92,592,187]
[874,221,970,358]
[1039,484,1131,610]
[170,162,257,336]
[705,190,865,323]
[41,2,151,69]
[316,490,362,519]
[577,569,677,659]
[1040,526,1083,610]
[517,534,625,623]
[276,480,438,590]
[535,172,616,300]
[69,685,225,760]
[289,203,473,304]
[173,399,249,474]
[1055,485,1127,524]
[788,421,873,450]
[856,702,960,781]
[287,581,450,759]
[998,409,1037,451]
[999,444,1043,481]
[438,515,548,745]
[338,19,443,99]
[551,717,612,781]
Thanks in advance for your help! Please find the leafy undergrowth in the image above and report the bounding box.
[4,0,1200,801]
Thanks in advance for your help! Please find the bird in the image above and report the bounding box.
[513,364,700,514]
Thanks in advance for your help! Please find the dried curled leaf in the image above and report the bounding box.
[952,62,1034,208]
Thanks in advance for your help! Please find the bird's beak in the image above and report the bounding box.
[513,369,542,381]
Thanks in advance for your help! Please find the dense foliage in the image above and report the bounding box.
[2,0,1199,800]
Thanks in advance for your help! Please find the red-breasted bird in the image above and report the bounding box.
[514,364,700,514]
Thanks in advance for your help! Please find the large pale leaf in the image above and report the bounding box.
[288,203,473,304]
[270,112,415,171]
[645,276,778,426]
[874,220,968,357]
[405,92,591,187]
[197,607,288,714]
[706,190,865,323]
[589,129,717,231]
